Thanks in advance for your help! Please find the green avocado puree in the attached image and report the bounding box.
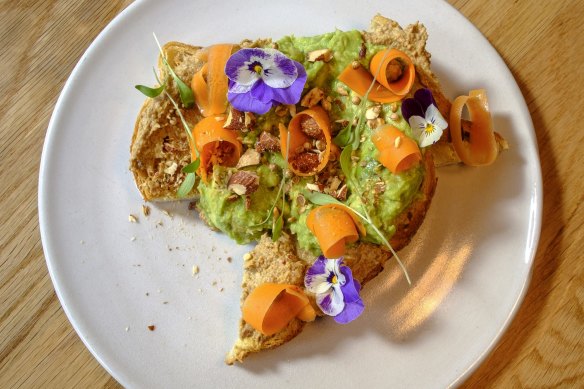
[196,29,425,252]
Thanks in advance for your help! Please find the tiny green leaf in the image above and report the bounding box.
[182,159,200,173]
[333,123,353,147]
[340,144,353,180]
[177,172,196,198]
[135,83,166,98]
[303,190,342,206]
[272,212,284,241]
[172,74,195,108]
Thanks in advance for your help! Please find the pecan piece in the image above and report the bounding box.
[227,171,259,196]
[299,116,324,140]
[255,131,281,153]
[300,87,325,108]
[291,152,320,174]
[307,48,333,63]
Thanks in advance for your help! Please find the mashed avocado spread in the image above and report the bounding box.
[196,29,425,253]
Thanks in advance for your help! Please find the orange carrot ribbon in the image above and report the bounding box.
[338,48,415,103]
[191,44,234,117]
[242,283,316,336]
[306,204,366,258]
[449,89,498,166]
[280,106,332,176]
[371,125,422,174]
[191,116,242,182]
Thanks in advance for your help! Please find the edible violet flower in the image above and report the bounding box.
[401,88,448,147]
[304,256,364,324]
[225,48,307,115]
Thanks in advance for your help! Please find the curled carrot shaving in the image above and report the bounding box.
[280,106,331,176]
[449,89,498,166]
[191,44,234,117]
[242,283,316,336]
[371,125,422,174]
[306,204,365,258]
[191,116,242,182]
[338,48,415,103]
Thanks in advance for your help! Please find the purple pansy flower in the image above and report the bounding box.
[401,88,448,147]
[224,48,307,115]
[304,256,364,324]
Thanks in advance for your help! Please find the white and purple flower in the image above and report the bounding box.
[224,48,307,115]
[401,88,448,147]
[304,256,364,324]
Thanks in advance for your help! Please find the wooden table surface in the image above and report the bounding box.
[1,0,583,387]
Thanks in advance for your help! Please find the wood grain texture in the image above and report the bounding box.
[0,0,582,387]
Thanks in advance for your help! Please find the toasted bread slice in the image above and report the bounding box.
[226,15,444,364]
[130,42,203,201]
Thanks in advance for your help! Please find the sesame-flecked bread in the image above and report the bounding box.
[130,42,204,201]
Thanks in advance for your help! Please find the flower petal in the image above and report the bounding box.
[304,255,328,292]
[227,91,272,115]
[317,286,344,316]
[401,97,424,123]
[228,79,253,94]
[425,104,448,130]
[250,81,274,104]
[408,115,427,131]
[261,49,298,89]
[334,266,364,323]
[418,125,443,147]
[414,88,436,112]
[225,48,268,85]
[268,61,307,105]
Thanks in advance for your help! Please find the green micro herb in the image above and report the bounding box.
[135,34,200,198]
[153,33,195,109]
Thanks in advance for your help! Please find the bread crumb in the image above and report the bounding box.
[147,325,156,331]
[162,210,172,218]
[125,326,130,332]
[142,205,150,216]
[128,214,138,223]
[243,253,252,261]
[192,265,199,275]
[80,240,85,245]
[226,256,232,263]
[130,236,136,241]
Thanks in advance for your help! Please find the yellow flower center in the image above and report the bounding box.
[331,275,338,284]
[424,123,435,135]
[254,64,263,74]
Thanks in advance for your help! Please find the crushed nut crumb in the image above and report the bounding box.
[128,214,138,223]
[142,205,151,216]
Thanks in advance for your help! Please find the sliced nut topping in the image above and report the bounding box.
[329,176,342,191]
[367,118,385,129]
[300,87,325,107]
[287,104,297,117]
[244,112,255,131]
[335,184,348,201]
[164,161,178,175]
[374,181,386,194]
[307,48,334,63]
[359,43,367,59]
[305,183,321,192]
[365,107,380,120]
[351,60,360,69]
[321,97,332,111]
[296,194,306,207]
[299,116,324,140]
[255,131,281,153]
[223,108,245,131]
[236,148,261,168]
[387,59,405,82]
[291,152,320,174]
[336,86,349,96]
[227,171,259,196]
[315,139,326,151]
[351,95,361,105]
[390,112,400,121]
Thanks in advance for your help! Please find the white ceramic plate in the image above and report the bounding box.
[39,0,542,387]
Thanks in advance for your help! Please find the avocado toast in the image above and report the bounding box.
[130,14,505,364]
